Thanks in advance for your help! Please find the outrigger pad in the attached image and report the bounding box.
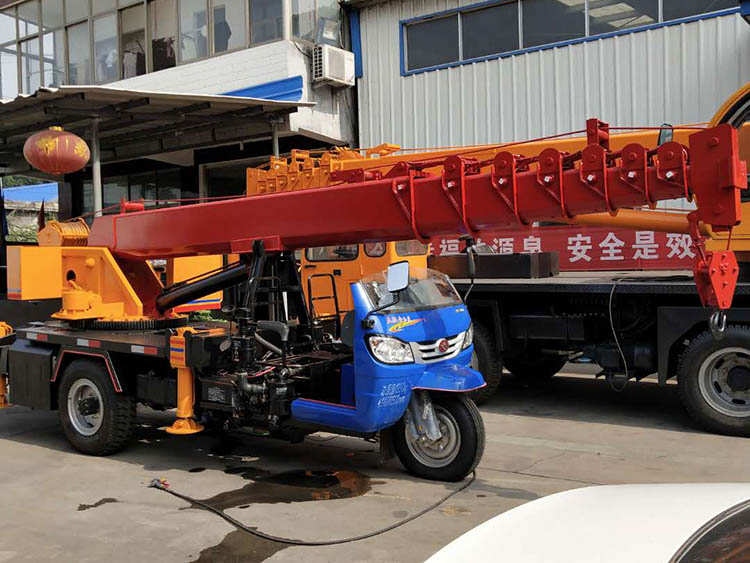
[165,418,204,435]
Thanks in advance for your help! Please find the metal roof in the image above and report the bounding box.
[0,85,314,174]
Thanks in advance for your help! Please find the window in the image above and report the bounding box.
[523,0,585,48]
[1,44,18,98]
[151,0,177,71]
[364,242,386,257]
[292,0,314,41]
[129,172,157,206]
[315,0,340,45]
[396,240,429,257]
[19,37,40,94]
[67,21,90,84]
[292,0,340,45]
[589,0,658,36]
[305,245,359,262]
[405,0,734,74]
[3,0,292,93]
[41,0,64,30]
[663,0,736,21]
[179,0,209,62]
[65,0,89,22]
[93,0,117,15]
[17,1,39,37]
[250,0,282,44]
[462,2,519,60]
[94,13,117,83]
[103,176,129,209]
[0,9,15,43]
[42,29,65,87]
[121,4,146,78]
[157,168,182,206]
[405,15,459,71]
[212,0,246,54]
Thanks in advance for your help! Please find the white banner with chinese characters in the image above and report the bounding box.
[432,225,696,271]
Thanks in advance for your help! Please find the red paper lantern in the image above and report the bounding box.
[23,126,90,175]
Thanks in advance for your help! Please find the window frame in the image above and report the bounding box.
[0,0,289,98]
[304,245,360,262]
[400,0,741,76]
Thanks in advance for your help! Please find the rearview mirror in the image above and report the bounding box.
[387,261,410,293]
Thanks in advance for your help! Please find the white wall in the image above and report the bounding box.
[111,40,354,145]
[357,3,750,151]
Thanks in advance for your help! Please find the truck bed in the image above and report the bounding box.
[451,270,750,296]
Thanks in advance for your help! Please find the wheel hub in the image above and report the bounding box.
[698,348,750,418]
[68,378,104,436]
[405,406,461,468]
[77,396,100,416]
[726,366,750,393]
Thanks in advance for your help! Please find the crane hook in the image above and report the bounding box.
[709,309,727,340]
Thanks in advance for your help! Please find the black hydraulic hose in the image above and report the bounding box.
[149,470,476,546]
[255,333,284,356]
[155,262,249,313]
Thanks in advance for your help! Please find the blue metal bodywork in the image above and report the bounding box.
[291,282,484,433]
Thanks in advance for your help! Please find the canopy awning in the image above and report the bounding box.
[0,85,314,175]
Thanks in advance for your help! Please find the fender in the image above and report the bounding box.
[52,347,123,392]
[413,363,485,393]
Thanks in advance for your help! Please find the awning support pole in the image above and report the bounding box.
[271,120,280,158]
[91,118,102,217]
[282,0,292,41]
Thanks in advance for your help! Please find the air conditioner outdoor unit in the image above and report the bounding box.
[312,44,355,88]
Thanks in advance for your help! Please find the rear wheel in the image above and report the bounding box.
[504,349,567,383]
[468,322,502,405]
[393,394,484,482]
[677,327,750,437]
[58,359,136,455]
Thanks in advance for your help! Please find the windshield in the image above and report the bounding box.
[360,267,462,313]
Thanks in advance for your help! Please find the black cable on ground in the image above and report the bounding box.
[149,470,476,546]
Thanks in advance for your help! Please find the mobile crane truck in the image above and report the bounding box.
[0,115,744,481]
[282,85,750,437]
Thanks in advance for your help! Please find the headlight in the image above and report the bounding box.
[462,323,474,349]
[368,335,415,364]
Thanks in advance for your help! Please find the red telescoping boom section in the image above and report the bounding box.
[88,122,747,310]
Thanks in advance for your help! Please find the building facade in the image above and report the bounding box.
[351,0,749,151]
[0,0,356,216]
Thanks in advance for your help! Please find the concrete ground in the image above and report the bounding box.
[1,367,748,563]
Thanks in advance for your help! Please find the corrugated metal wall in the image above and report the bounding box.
[357,3,750,152]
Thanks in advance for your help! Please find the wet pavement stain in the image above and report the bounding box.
[464,480,539,501]
[191,467,374,560]
[188,467,373,511]
[77,498,118,511]
[210,435,243,457]
[194,529,286,563]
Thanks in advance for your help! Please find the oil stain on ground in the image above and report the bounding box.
[194,529,285,563]
[190,466,373,511]
[77,498,118,511]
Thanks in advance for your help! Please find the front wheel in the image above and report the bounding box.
[393,394,485,482]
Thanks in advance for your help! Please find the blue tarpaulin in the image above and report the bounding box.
[1,182,58,202]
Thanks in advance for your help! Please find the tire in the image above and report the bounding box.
[504,349,567,383]
[393,393,485,482]
[468,322,502,405]
[58,359,136,455]
[677,326,750,437]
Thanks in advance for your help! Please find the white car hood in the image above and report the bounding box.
[427,483,750,563]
